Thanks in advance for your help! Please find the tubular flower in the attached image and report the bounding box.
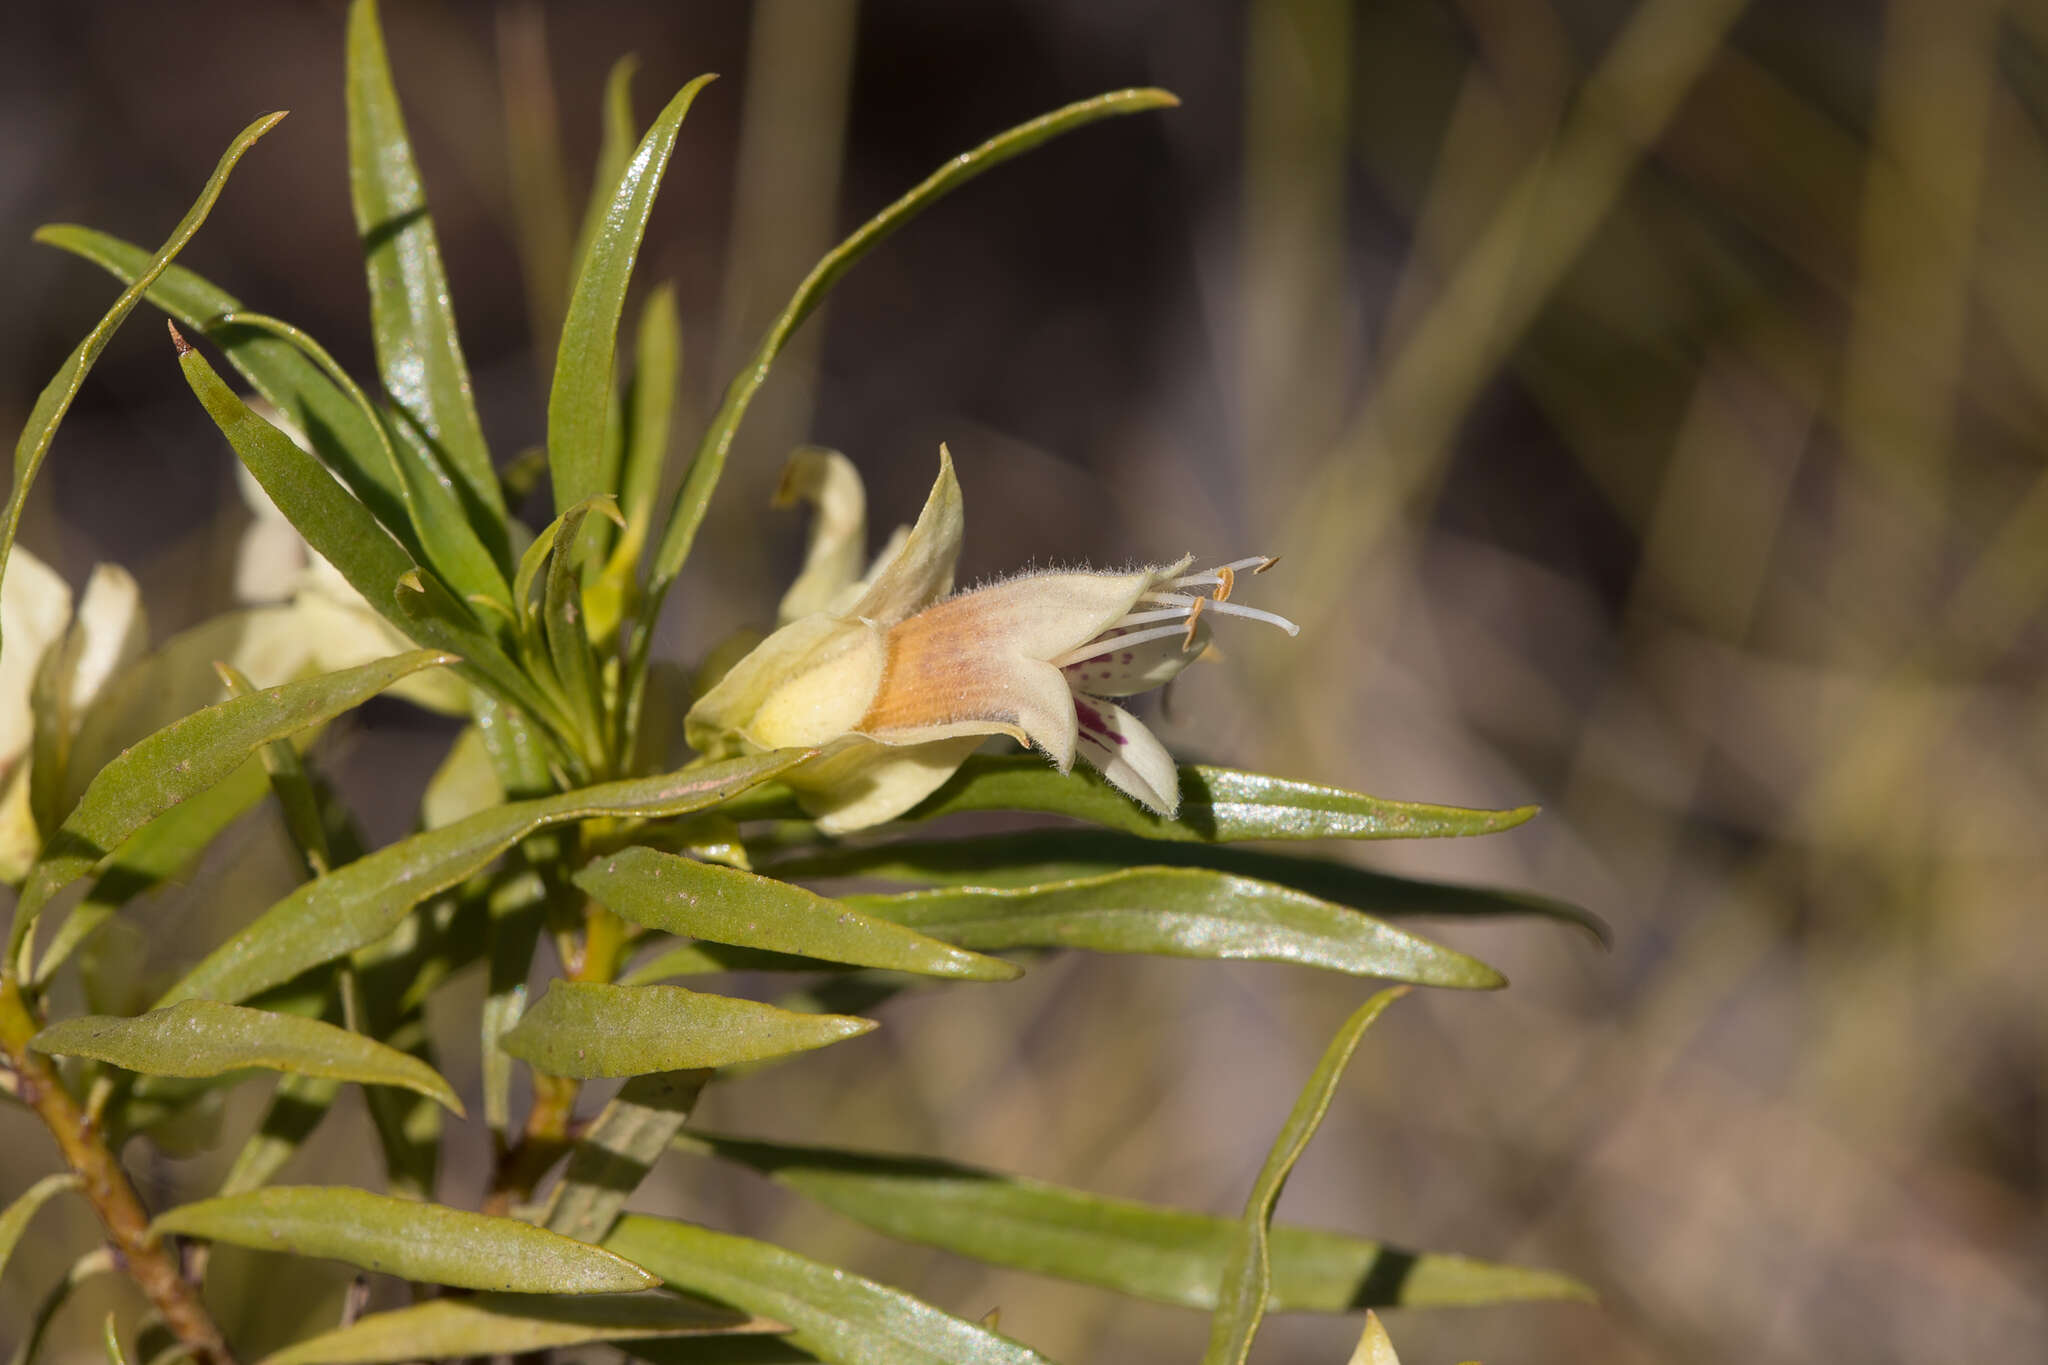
[686,447,1296,831]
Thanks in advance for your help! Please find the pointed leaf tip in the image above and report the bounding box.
[167,319,192,354]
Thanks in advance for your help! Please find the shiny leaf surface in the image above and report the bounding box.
[607,1216,1057,1365]
[500,981,873,1078]
[845,869,1505,988]
[153,1186,658,1292]
[159,750,804,1008]
[578,846,1018,981]
[30,1000,462,1113]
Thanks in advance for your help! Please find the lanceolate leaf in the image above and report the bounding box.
[500,981,872,1079]
[152,1186,658,1293]
[158,751,807,1008]
[607,1216,1058,1365]
[576,846,1019,982]
[1,111,285,656]
[545,1070,710,1245]
[261,1293,764,1365]
[550,74,715,516]
[680,1132,1594,1312]
[1204,989,1406,1365]
[572,55,645,278]
[8,650,454,964]
[0,1174,80,1283]
[774,830,1607,944]
[345,0,508,555]
[30,1000,463,1113]
[897,756,1539,842]
[845,870,1506,989]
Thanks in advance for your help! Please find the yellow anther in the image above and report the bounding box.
[1215,564,1236,602]
[1182,593,1207,650]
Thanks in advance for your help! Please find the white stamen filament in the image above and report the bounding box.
[1053,623,1200,668]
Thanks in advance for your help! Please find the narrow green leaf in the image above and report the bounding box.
[99,1314,128,1365]
[771,830,1608,945]
[31,1000,463,1114]
[158,750,806,1008]
[7,1248,113,1365]
[1,111,285,656]
[175,342,563,733]
[643,88,1177,613]
[33,226,415,554]
[217,1072,339,1197]
[261,1292,764,1365]
[152,1186,658,1292]
[845,869,1504,989]
[345,0,508,555]
[893,756,1539,842]
[500,981,872,1079]
[622,941,835,984]
[1204,989,1406,1365]
[542,496,622,746]
[607,1216,1057,1365]
[0,1174,80,1282]
[551,75,716,516]
[215,311,511,609]
[545,1070,709,1244]
[682,1132,1591,1313]
[573,56,644,278]
[219,662,333,876]
[473,693,560,1134]
[8,650,453,964]
[577,846,1019,982]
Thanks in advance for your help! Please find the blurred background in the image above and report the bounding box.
[4,0,2046,1361]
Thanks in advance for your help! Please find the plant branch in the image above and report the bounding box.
[0,971,235,1365]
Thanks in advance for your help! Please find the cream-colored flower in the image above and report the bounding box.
[687,446,1295,831]
[0,550,147,879]
[230,403,466,714]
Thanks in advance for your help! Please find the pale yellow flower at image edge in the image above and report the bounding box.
[686,446,1295,832]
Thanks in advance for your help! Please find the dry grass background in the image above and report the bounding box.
[3,1,2045,1361]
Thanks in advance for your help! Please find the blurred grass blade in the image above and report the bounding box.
[8,649,453,968]
[499,981,872,1078]
[1204,988,1406,1365]
[773,829,1607,944]
[216,311,512,610]
[219,661,333,875]
[8,1248,114,1365]
[261,1292,764,1365]
[898,756,1539,841]
[846,869,1505,989]
[577,845,1019,981]
[544,1069,709,1244]
[217,1073,340,1197]
[0,1174,80,1281]
[683,1131,1591,1312]
[345,0,508,556]
[32,757,272,988]
[639,87,1180,656]
[607,1215,1059,1365]
[33,226,416,552]
[152,1186,658,1292]
[30,1000,463,1114]
[550,75,715,516]
[158,750,806,1007]
[99,1315,127,1365]
[1,112,285,654]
